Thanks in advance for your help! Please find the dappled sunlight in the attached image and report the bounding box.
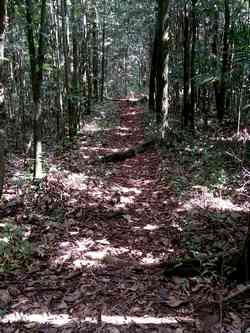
[139,252,165,265]
[63,172,89,190]
[111,184,141,195]
[122,110,144,117]
[82,120,107,133]
[0,312,180,326]
[52,238,137,269]
[179,185,249,212]
[143,224,159,231]
[210,127,250,144]
[80,146,119,153]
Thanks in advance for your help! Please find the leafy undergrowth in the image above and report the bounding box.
[0,102,249,332]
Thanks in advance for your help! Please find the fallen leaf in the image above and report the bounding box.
[0,290,11,308]
[165,295,188,308]
[107,327,120,333]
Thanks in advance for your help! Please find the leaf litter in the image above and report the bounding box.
[0,101,249,332]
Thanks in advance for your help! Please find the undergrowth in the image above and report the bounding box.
[157,122,250,281]
[0,221,33,272]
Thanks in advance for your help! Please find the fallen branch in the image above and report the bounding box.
[223,284,250,303]
[97,139,158,163]
[104,95,148,105]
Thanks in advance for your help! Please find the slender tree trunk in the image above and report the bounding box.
[155,0,170,129]
[25,0,47,180]
[61,0,73,138]
[217,0,230,122]
[213,0,231,123]
[190,0,197,131]
[86,15,92,114]
[80,6,87,115]
[52,0,64,141]
[183,2,191,128]
[0,0,6,199]
[71,0,79,136]
[212,10,221,118]
[149,32,158,112]
[100,0,106,102]
[123,45,128,97]
[91,0,99,100]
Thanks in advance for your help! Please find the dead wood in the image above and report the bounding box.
[104,95,148,105]
[97,138,158,163]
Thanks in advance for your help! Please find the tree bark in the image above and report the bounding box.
[100,0,106,102]
[156,0,171,131]
[71,0,79,136]
[91,0,99,100]
[190,0,197,131]
[61,0,73,138]
[183,2,191,128]
[148,32,158,112]
[213,0,231,123]
[25,0,47,180]
[0,0,6,199]
[217,0,230,122]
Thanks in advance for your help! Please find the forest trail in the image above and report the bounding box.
[0,102,192,332]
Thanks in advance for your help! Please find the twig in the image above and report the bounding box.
[225,151,242,163]
[222,284,250,303]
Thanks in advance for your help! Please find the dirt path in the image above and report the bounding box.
[0,102,196,332]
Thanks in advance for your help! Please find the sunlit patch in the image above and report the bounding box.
[0,236,9,243]
[116,126,130,131]
[110,186,141,208]
[112,185,141,195]
[143,224,159,231]
[82,121,101,132]
[119,196,135,205]
[182,190,247,212]
[53,239,133,269]
[64,172,89,190]
[170,221,183,232]
[80,146,119,154]
[140,253,163,265]
[130,179,154,186]
[0,312,180,326]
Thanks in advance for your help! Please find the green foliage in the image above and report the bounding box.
[170,175,189,199]
[0,308,7,318]
[0,223,33,272]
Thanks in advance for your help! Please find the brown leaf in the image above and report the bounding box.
[165,295,188,308]
[0,289,11,308]
[107,327,120,333]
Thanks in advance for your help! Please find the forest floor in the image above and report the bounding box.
[0,101,249,332]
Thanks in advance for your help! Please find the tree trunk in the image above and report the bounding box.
[71,0,79,136]
[217,0,230,122]
[148,32,158,112]
[61,0,73,138]
[86,14,92,114]
[0,0,6,199]
[155,0,170,126]
[183,2,191,128]
[190,0,197,131]
[25,0,47,180]
[80,8,87,116]
[52,0,64,141]
[100,0,106,102]
[91,0,99,100]
[213,0,231,123]
[241,219,250,282]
